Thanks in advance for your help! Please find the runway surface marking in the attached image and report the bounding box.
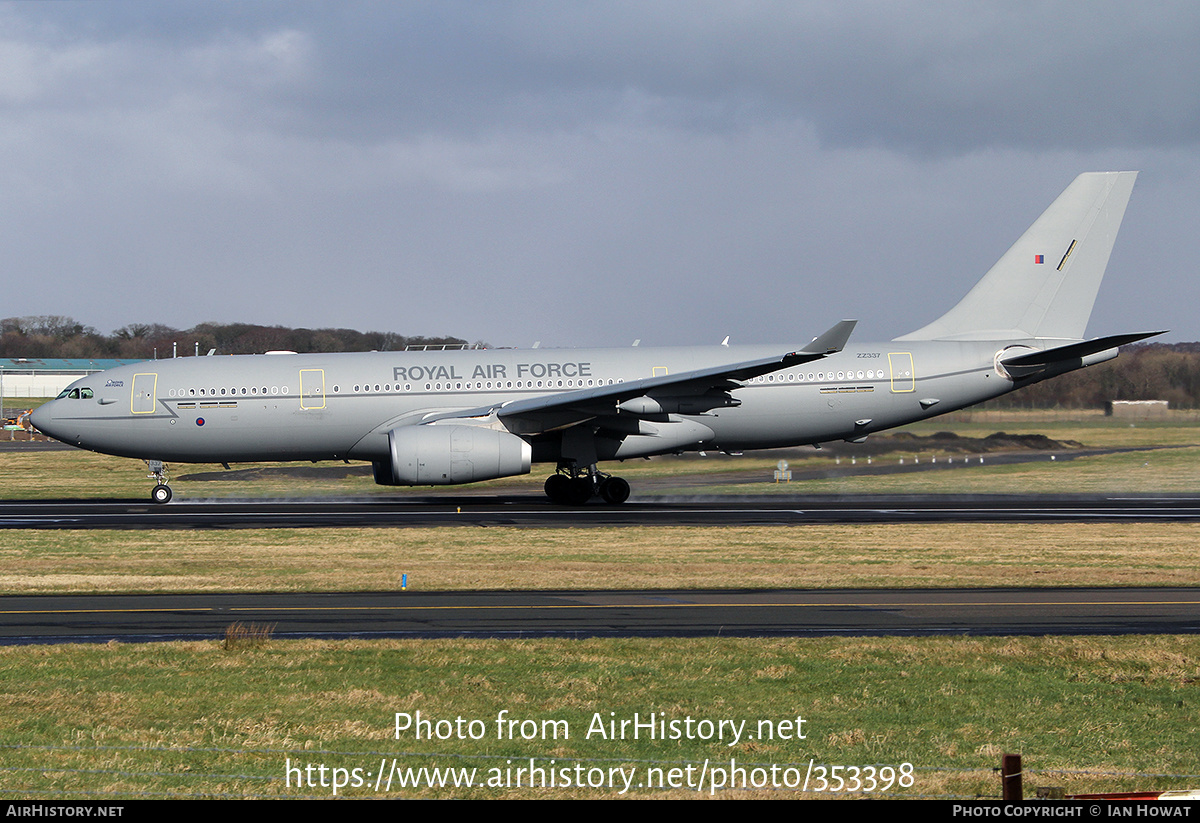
[6,596,1198,616]
[7,494,1200,528]
[0,607,211,615]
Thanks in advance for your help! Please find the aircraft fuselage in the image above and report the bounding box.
[33,338,1069,466]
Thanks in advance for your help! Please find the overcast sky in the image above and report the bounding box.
[2,1,1197,348]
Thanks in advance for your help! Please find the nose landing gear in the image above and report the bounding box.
[147,460,172,504]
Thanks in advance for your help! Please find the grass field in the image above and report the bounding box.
[2,410,1199,799]
[3,635,1198,799]
[4,522,1200,594]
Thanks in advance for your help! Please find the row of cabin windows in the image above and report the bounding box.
[162,372,896,397]
[748,369,891,384]
[68,370,898,402]
[168,386,284,398]
[345,378,620,393]
[161,379,625,398]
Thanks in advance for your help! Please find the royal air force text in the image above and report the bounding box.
[392,362,592,382]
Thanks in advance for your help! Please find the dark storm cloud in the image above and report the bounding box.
[16,2,1197,153]
[0,2,1196,345]
[280,2,1200,152]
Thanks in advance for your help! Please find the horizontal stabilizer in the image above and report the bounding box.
[1000,330,1166,378]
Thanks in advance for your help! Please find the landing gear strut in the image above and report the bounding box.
[147,460,172,504]
[544,465,630,505]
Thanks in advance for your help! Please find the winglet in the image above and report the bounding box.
[790,319,857,358]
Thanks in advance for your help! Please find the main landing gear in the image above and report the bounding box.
[147,460,173,504]
[544,465,630,506]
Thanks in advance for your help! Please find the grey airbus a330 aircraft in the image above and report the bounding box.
[33,172,1160,505]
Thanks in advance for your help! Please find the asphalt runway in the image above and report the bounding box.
[3,587,1198,644]
[3,493,1200,528]
[5,493,1198,645]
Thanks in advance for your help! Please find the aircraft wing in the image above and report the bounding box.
[421,319,856,431]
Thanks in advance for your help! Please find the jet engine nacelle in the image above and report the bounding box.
[373,424,532,486]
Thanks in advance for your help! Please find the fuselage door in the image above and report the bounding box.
[131,373,158,414]
[299,369,326,410]
[888,353,915,393]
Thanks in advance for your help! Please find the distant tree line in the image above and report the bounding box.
[0,315,471,360]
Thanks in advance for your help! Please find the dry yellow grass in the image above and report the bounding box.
[3,523,1200,594]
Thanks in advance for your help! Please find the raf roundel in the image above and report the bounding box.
[196,418,205,427]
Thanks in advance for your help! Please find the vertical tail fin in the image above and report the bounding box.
[895,171,1137,342]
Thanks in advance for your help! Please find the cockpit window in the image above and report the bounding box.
[56,387,94,400]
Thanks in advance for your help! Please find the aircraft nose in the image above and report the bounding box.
[29,403,57,438]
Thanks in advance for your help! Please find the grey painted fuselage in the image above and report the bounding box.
[33,338,1029,463]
